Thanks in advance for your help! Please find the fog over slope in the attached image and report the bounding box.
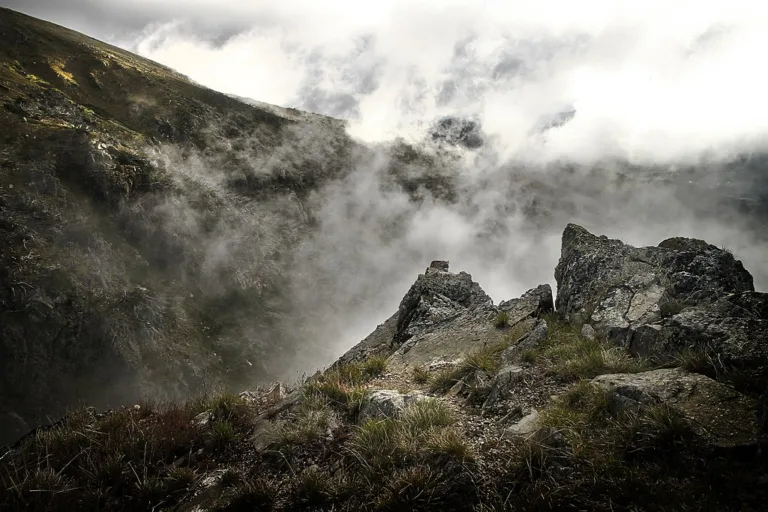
[7,0,768,377]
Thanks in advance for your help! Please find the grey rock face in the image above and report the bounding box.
[498,285,554,325]
[483,365,526,408]
[555,224,765,394]
[358,390,428,421]
[555,224,753,324]
[386,270,516,370]
[593,368,757,448]
[394,269,493,347]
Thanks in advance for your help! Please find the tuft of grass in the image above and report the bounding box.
[214,478,278,511]
[219,468,241,488]
[361,356,388,379]
[671,345,725,377]
[278,396,337,446]
[374,466,443,510]
[207,393,246,420]
[348,398,467,472]
[412,365,430,384]
[348,418,403,469]
[166,467,197,492]
[529,315,650,380]
[429,367,465,393]
[304,360,378,420]
[621,404,697,459]
[520,349,538,364]
[494,311,510,328]
[210,420,238,447]
[465,349,502,374]
[401,398,455,434]
[429,344,505,393]
[333,362,366,386]
[424,427,475,461]
[291,466,350,506]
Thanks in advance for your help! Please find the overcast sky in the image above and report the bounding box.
[4,0,768,161]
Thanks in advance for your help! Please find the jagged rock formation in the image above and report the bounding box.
[429,116,484,149]
[335,261,551,371]
[555,223,768,395]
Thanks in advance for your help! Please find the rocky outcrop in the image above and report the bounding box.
[394,261,493,347]
[593,368,757,449]
[555,224,766,394]
[332,262,552,373]
[556,224,753,322]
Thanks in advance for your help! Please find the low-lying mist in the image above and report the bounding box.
[145,118,768,382]
[76,0,768,379]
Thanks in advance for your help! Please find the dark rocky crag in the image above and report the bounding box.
[555,223,767,394]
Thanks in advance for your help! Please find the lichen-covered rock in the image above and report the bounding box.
[358,390,428,421]
[483,365,526,408]
[498,285,554,325]
[555,224,753,325]
[593,368,758,448]
[394,266,493,346]
[555,224,765,394]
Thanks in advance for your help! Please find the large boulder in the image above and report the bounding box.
[555,224,753,324]
[554,224,766,393]
[593,368,758,449]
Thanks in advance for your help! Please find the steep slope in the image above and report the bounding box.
[1,225,765,511]
[0,6,360,445]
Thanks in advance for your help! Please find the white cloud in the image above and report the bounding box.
[111,0,768,165]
